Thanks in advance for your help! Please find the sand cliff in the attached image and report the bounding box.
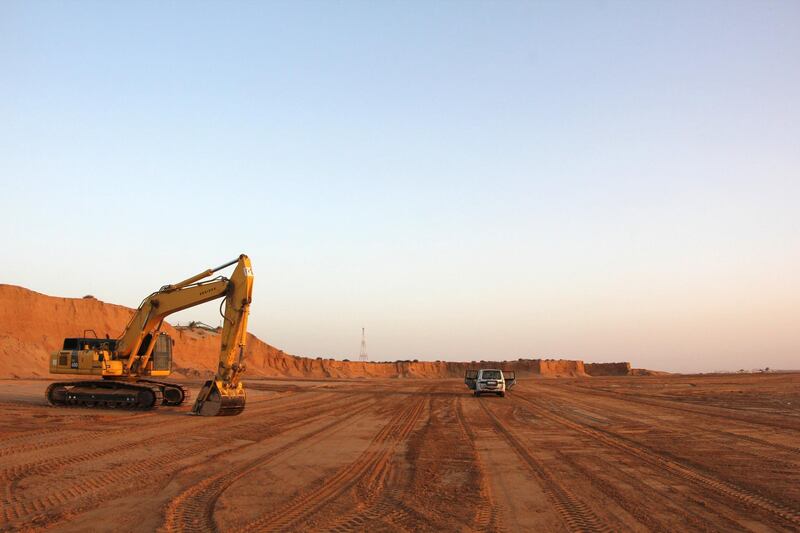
[585,362,632,376]
[0,285,635,379]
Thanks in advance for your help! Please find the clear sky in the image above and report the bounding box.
[1,1,798,373]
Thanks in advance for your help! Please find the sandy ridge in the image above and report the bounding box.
[0,284,635,379]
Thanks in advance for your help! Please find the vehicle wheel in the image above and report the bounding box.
[499,391,505,397]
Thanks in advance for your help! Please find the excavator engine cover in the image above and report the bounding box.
[192,379,246,416]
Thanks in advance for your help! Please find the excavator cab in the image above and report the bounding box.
[149,333,173,373]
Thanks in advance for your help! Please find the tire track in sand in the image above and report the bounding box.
[242,396,427,532]
[553,449,745,533]
[159,399,380,533]
[477,400,611,533]
[323,399,436,533]
[0,391,298,461]
[2,394,362,529]
[0,411,157,452]
[514,393,800,529]
[538,382,800,457]
[0,390,321,490]
[0,392,331,486]
[559,383,800,432]
[0,413,158,459]
[454,397,504,532]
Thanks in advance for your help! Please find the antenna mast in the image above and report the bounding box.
[359,327,368,361]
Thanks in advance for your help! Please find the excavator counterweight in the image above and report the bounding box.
[47,254,254,416]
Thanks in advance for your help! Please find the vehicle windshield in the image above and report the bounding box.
[481,371,501,380]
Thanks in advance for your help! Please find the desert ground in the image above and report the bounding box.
[1,373,799,532]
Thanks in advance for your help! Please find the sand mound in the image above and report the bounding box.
[585,362,632,376]
[630,368,670,376]
[0,284,635,379]
[0,284,290,380]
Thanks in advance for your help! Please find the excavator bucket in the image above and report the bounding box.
[191,380,246,416]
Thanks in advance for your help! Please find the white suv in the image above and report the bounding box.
[465,368,516,397]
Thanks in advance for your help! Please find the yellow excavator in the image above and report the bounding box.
[46,254,254,416]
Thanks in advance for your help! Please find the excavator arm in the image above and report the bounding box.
[191,255,253,416]
[114,254,254,416]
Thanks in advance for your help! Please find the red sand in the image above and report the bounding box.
[0,284,636,379]
[1,374,798,531]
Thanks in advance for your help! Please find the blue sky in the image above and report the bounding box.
[1,1,798,372]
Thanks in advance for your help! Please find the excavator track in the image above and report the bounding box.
[135,380,190,406]
[46,381,163,410]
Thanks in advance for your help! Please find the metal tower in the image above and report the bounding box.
[359,327,368,361]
